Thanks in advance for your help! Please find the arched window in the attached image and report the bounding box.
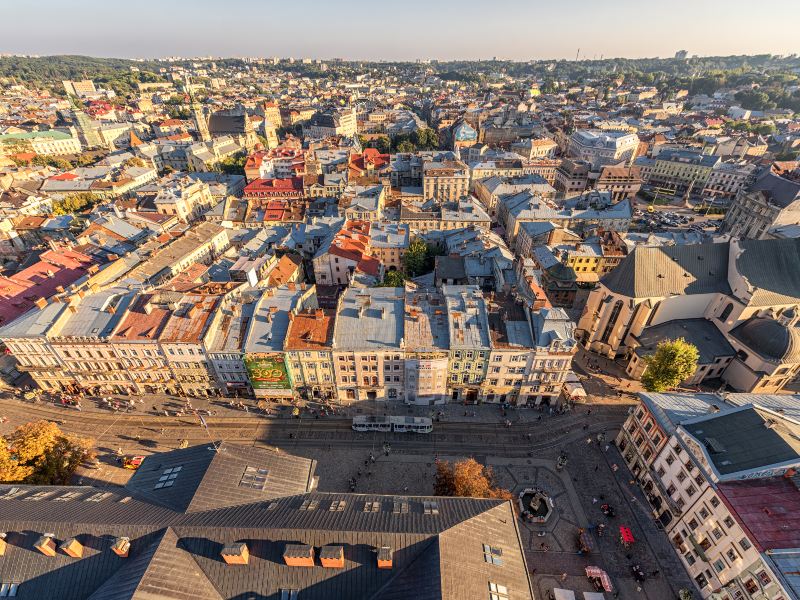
[718,303,733,322]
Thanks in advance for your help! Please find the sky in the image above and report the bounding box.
[2,0,799,61]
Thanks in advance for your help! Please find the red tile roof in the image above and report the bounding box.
[717,476,800,551]
[0,249,96,326]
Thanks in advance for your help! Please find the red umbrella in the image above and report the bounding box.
[585,566,613,592]
[619,526,635,544]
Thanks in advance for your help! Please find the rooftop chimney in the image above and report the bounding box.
[60,537,84,558]
[319,545,344,568]
[34,534,57,557]
[283,544,314,567]
[111,537,130,558]
[34,297,48,310]
[377,546,393,569]
[221,542,250,565]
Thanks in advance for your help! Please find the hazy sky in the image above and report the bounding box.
[2,0,799,61]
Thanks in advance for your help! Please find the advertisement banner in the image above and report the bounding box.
[244,353,291,390]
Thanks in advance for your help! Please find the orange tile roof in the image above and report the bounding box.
[267,254,302,286]
[285,308,335,350]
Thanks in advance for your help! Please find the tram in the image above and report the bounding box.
[352,415,433,434]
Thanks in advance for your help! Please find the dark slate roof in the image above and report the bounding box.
[736,238,800,306]
[682,407,800,477]
[751,169,800,208]
[124,444,317,514]
[634,318,734,364]
[207,112,249,136]
[602,241,731,298]
[729,316,800,363]
[435,255,467,281]
[0,445,533,600]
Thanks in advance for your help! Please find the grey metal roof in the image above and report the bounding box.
[0,444,533,600]
[57,288,135,339]
[639,392,733,435]
[601,241,731,298]
[332,287,405,351]
[244,287,307,354]
[682,406,800,477]
[736,238,800,306]
[730,316,800,363]
[633,318,734,364]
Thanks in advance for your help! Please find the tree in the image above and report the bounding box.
[216,152,247,175]
[374,136,392,154]
[403,238,429,276]
[0,420,95,485]
[678,589,695,600]
[641,338,699,392]
[377,270,405,287]
[52,192,101,216]
[396,140,415,153]
[434,458,513,500]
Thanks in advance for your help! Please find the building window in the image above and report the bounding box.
[488,582,509,600]
[483,544,503,565]
[757,571,771,586]
[723,516,735,528]
[684,552,696,566]
[713,559,725,573]
[739,538,752,551]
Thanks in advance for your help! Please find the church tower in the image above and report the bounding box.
[187,76,210,142]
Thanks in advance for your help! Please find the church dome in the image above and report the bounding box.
[731,316,800,363]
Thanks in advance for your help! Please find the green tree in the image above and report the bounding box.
[374,136,392,154]
[0,420,95,485]
[215,153,247,175]
[404,238,430,276]
[377,270,405,287]
[678,590,695,600]
[641,338,699,392]
[396,140,416,153]
[52,192,101,216]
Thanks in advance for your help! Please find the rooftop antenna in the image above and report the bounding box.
[575,48,580,62]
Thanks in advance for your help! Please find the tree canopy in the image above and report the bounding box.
[52,192,102,216]
[0,420,95,485]
[641,338,700,393]
[434,458,512,500]
[377,270,405,287]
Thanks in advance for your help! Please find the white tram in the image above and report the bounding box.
[352,415,433,434]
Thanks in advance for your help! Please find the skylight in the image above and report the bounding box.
[85,492,113,502]
[154,465,182,490]
[0,488,25,500]
[423,501,439,515]
[329,500,346,512]
[239,466,269,490]
[299,499,319,511]
[54,490,83,502]
[364,501,381,513]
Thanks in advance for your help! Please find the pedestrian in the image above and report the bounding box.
[652,569,660,577]
[159,428,165,436]
[560,572,567,582]
[594,465,599,472]
[592,497,598,504]
[604,444,610,452]
[586,437,592,444]
[612,463,619,472]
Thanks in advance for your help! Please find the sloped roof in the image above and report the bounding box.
[736,238,800,306]
[601,241,731,298]
[0,444,533,600]
[124,444,316,514]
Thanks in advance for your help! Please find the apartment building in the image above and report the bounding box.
[702,162,757,204]
[721,167,800,240]
[641,149,720,195]
[422,159,470,201]
[0,130,83,156]
[472,174,555,219]
[306,106,357,139]
[203,292,257,396]
[616,392,800,600]
[285,308,337,401]
[332,287,405,403]
[595,165,643,201]
[243,285,317,401]
[443,285,491,403]
[158,293,221,397]
[484,293,534,405]
[154,177,216,222]
[312,220,381,286]
[568,129,639,169]
[554,158,591,197]
[369,222,409,272]
[404,288,450,405]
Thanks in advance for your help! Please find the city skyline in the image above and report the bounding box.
[2,0,799,61]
